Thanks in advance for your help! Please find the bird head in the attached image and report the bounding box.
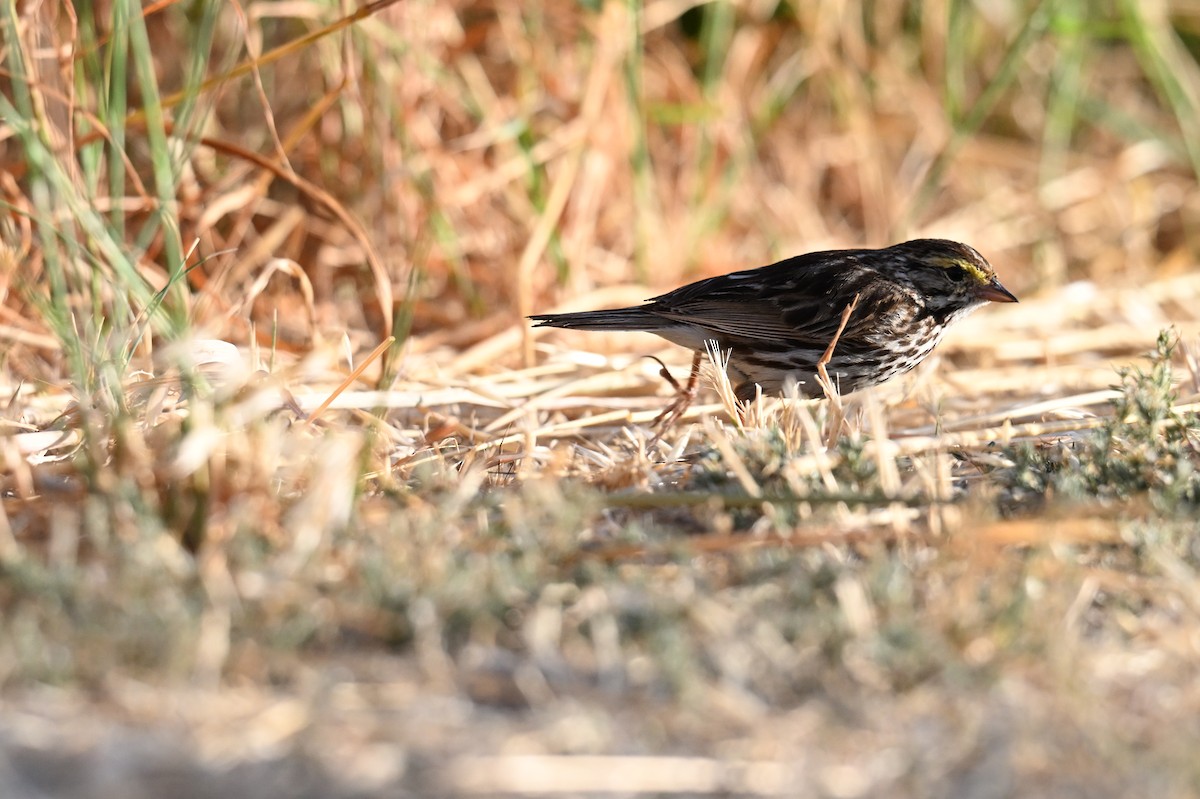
[889,239,1018,316]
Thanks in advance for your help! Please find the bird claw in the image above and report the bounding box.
[648,351,703,448]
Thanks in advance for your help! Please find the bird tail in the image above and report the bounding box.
[528,306,667,332]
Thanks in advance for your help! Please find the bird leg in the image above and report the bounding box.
[814,292,860,398]
[815,293,860,448]
[648,351,703,441]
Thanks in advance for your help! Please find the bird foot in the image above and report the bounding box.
[647,351,703,447]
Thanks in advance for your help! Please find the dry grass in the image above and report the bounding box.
[2,1,1200,796]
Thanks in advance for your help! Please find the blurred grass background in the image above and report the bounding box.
[1,0,1200,796]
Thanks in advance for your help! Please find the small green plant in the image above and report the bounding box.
[680,422,890,533]
[993,330,1199,513]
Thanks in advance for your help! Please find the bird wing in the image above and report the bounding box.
[653,280,898,349]
[643,250,889,344]
[653,300,837,342]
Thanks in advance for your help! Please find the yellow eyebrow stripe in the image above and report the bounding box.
[932,256,989,284]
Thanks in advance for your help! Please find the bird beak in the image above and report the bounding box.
[975,277,1018,304]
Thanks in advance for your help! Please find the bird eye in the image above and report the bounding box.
[946,265,968,282]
